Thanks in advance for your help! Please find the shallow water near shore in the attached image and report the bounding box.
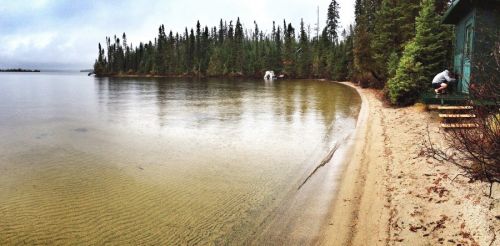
[0,72,361,244]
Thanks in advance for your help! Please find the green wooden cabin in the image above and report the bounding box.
[443,0,500,95]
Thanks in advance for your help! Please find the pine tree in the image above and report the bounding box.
[353,17,375,85]
[318,28,330,78]
[331,29,350,81]
[156,26,167,74]
[297,19,311,78]
[226,21,234,73]
[326,0,340,43]
[283,23,296,77]
[354,0,363,23]
[94,43,106,74]
[167,31,175,74]
[200,26,210,75]
[234,17,244,73]
[273,25,283,72]
[345,25,355,80]
[187,29,195,73]
[353,0,382,86]
[122,33,129,72]
[371,0,420,85]
[195,21,201,74]
[218,19,225,45]
[412,0,452,81]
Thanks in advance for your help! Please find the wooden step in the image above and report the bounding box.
[437,106,473,110]
[439,114,476,118]
[441,123,478,128]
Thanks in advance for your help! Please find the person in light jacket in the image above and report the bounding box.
[432,69,456,94]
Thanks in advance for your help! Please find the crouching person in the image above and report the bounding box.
[432,69,457,94]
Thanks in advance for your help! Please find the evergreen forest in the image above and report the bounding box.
[94,0,454,105]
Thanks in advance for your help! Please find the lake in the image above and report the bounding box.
[0,72,361,244]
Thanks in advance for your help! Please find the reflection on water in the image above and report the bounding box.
[94,78,358,131]
[0,73,361,244]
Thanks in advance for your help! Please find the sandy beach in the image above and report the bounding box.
[318,83,499,245]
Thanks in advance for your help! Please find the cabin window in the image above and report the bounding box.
[464,23,473,59]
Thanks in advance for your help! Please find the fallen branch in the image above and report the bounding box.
[298,142,341,190]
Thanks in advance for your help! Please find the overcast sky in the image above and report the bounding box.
[0,0,354,70]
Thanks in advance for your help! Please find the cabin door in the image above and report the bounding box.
[461,18,474,94]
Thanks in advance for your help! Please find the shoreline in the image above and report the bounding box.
[319,82,499,245]
[316,81,383,245]
[0,70,40,73]
[93,74,324,80]
[94,73,257,79]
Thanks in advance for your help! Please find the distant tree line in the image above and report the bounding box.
[94,0,454,105]
[0,68,40,72]
[94,1,352,81]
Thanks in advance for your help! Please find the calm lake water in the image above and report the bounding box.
[0,72,361,245]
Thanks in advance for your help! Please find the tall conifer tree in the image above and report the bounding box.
[297,19,311,78]
[326,0,340,43]
[371,0,420,85]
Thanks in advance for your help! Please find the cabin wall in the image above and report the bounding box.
[452,9,474,93]
[452,16,464,77]
[471,5,500,88]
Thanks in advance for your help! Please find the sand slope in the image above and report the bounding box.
[318,83,499,246]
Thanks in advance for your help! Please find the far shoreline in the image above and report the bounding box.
[94,72,256,79]
[0,68,40,73]
[93,73,304,80]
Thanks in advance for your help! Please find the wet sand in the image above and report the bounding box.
[319,83,499,245]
